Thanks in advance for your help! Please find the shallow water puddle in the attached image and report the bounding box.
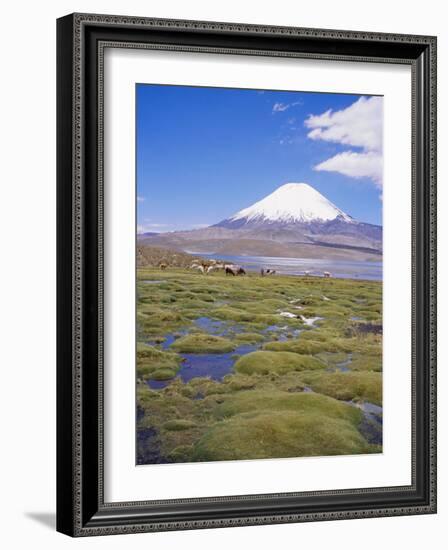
[147,342,259,389]
[263,325,302,341]
[194,316,226,333]
[147,317,262,389]
[180,343,258,383]
[326,353,353,372]
[194,316,248,338]
[349,400,383,445]
[177,351,239,385]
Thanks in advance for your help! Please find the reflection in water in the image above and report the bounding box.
[147,342,258,390]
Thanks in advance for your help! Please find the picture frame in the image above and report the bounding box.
[57,12,437,537]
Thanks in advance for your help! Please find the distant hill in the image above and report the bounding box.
[137,245,203,268]
[138,231,158,237]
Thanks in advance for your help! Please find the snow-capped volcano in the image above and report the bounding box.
[140,182,382,261]
[217,183,353,228]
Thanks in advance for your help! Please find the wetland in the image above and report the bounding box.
[136,268,382,465]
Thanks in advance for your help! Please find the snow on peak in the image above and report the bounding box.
[229,183,352,224]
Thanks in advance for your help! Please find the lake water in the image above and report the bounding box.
[200,253,382,281]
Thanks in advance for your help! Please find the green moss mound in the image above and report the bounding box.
[234,333,266,344]
[168,445,194,462]
[170,333,236,353]
[234,351,324,375]
[298,371,382,405]
[212,307,279,326]
[350,353,382,372]
[263,339,337,354]
[150,368,178,380]
[192,410,372,461]
[136,343,182,380]
[213,390,362,423]
[263,335,381,356]
[163,419,197,431]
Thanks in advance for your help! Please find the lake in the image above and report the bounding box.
[200,254,382,281]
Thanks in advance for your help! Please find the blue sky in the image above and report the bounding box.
[136,84,383,232]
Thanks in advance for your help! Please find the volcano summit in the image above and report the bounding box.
[215,183,353,228]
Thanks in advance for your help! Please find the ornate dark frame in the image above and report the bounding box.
[57,13,437,537]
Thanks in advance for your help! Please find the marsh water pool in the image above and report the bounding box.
[200,254,382,281]
[136,268,383,464]
[146,320,301,389]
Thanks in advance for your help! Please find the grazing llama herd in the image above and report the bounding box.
[188,260,245,276]
[157,259,332,278]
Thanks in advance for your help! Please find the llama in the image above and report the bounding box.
[225,265,246,276]
[207,263,225,274]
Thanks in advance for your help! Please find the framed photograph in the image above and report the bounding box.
[57,13,437,536]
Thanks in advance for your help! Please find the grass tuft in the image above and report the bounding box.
[170,333,236,353]
[235,351,324,375]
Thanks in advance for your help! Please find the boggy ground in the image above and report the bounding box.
[136,267,382,463]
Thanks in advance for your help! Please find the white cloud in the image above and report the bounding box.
[137,196,145,202]
[305,96,383,187]
[272,100,302,114]
[305,96,382,151]
[314,151,382,187]
[272,102,289,113]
